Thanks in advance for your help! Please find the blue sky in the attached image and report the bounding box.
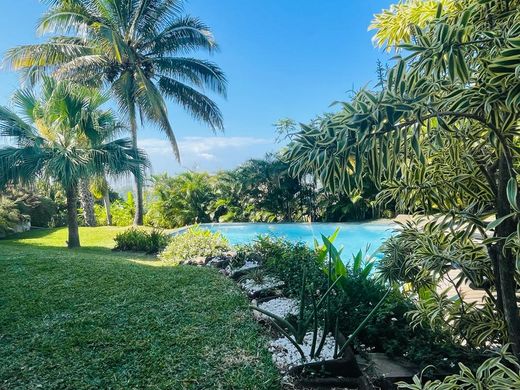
[0,0,393,175]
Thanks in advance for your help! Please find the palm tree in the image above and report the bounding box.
[0,78,148,247]
[5,0,227,225]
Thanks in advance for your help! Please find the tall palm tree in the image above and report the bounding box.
[5,0,227,225]
[0,78,148,247]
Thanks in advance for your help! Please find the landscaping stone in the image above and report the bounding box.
[182,256,207,266]
[268,331,337,372]
[206,257,229,269]
[357,353,419,389]
[240,276,285,298]
[228,260,261,279]
[253,297,299,321]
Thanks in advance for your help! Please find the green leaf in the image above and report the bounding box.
[487,213,515,230]
[507,178,518,211]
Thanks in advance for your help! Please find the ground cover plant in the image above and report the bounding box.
[0,227,280,389]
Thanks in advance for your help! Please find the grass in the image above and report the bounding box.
[0,227,280,389]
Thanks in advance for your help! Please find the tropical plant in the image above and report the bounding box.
[90,175,112,225]
[211,154,306,223]
[1,185,58,228]
[159,226,230,263]
[95,191,135,226]
[284,0,520,356]
[253,238,390,363]
[0,198,27,238]
[398,345,520,390]
[0,78,148,247]
[114,227,170,254]
[6,0,227,225]
[145,172,214,228]
[235,235,326,296]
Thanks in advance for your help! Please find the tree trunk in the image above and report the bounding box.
[79,178,96,227]
[103,187,112,226]
[66,185,80,248]
[129,104,144,225]
[495,151,520,358]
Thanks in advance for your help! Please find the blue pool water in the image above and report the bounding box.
[198,222,396,259]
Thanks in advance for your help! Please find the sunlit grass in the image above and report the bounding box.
[0,228,280,389]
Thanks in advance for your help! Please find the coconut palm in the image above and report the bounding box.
[0,78,148,248]
[5,0,227,225]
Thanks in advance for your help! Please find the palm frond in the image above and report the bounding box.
[154,57,227,97]
[143,16,217,55]
[158,76,224,131]
[136,71,180,160]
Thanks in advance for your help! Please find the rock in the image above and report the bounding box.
[240,276,285,298]
[206,257,229,269]
[253,297,299,321]
[182,256,207,266]
[268,331,337,372]
[229,261,261,280]
[222,250,237,258]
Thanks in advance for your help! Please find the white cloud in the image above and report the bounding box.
[138,136,277,174]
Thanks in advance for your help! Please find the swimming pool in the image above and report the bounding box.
[197,221,397,259]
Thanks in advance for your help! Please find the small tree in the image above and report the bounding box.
[0,78,148,247]
[285,0,520,356]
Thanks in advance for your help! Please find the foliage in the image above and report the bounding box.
[145,172,214,228]
[0,230,280,389]
[369,0,459,50]
[252,269,344,362]
[379,220,508,348]
[95,192,135,227]
[114,228,170,254]
[398,346,520,390]
[1,185,59,228]
[0,77,148,247]
[7,0,228,224]
[284,0,520,355]
[236,235,326,296]
[159,226,230,263]
[0,198,27,237]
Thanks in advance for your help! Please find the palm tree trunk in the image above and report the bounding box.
[66,185,80,248]
[79,178,96,227]
[103,187,112,226]
[129,103,144,225]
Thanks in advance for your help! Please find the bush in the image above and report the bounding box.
[96,193,135,227]
[114,228,170,254]
[2,186,62,227]
[0,198,28,237]
[236,235,326,296]
[159,226,230,263]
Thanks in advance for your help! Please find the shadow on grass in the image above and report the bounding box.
[2,227,158,262]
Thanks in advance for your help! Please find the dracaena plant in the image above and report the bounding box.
[284,0,520,357]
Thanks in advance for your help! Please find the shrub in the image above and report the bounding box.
[159,226,230,263]
[2,186,62,227]
[235,235,326,296]
[398,346,520,389]
[114,228,170,254]
[0,198,28,237]
[108,194,135,226]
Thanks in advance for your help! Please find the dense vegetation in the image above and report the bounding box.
[285,0,520,362]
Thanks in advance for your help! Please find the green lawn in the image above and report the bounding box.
[0,227,280,389]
